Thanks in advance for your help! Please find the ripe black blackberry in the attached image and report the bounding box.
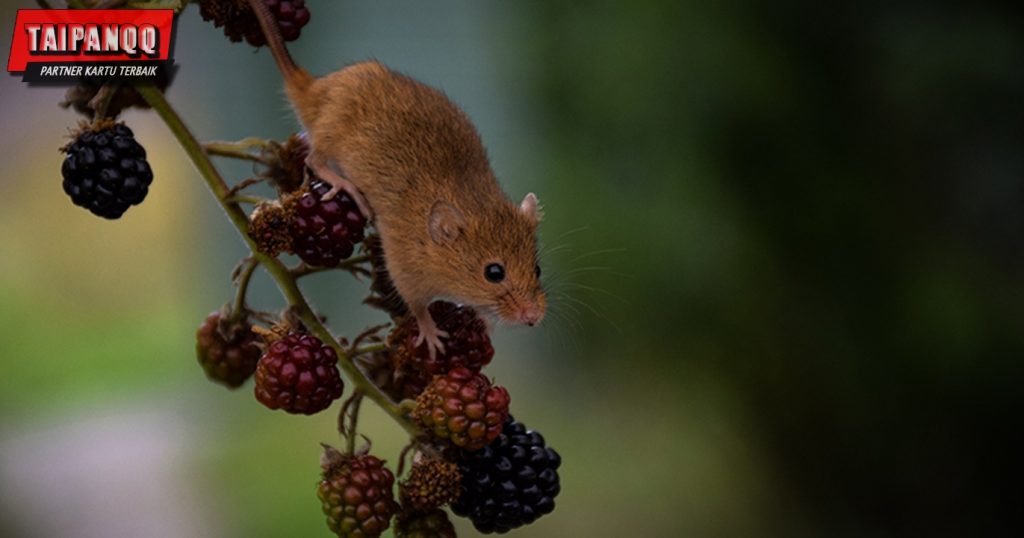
[290,179,367,267]
[254,332,344,415]
[199,0,311,48]
[61,122,153,219]
[452,417,562,534]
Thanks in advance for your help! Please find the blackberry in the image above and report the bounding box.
[414,367,510,451]
[290,179,367,267]
[394,509,456,538]
[195,311,262,388]
[394,301,494,376]
[199,0,311,48]
[61,122,153,219]
[254,332,344,414]
[452,417,562,534]
[318,446,399,537]
[399,458,461,513]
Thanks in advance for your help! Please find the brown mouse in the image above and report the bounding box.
[246,0,546,356]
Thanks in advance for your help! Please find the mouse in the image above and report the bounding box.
[246,0,546,357]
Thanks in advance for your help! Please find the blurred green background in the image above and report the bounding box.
[2,1,1022,537]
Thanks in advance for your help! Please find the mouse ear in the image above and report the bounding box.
[520,192,542,223]
[429,201,465,244]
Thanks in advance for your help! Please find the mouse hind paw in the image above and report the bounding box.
[306,155,374,220]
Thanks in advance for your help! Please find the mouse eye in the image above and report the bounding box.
[484,263,506,283]
[535,264,541,278]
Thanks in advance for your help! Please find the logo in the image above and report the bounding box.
[7,9,175,83]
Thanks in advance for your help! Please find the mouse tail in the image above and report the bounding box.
[246,0,313,94]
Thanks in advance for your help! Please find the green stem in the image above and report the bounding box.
[346,392,364,454]
[134,84,417,437]
[224,194,267,205]
[291,254,371,278]
[230,257,259,321]
[352,342,387,357]
[203,139,271,164]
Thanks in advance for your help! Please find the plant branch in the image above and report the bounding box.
[134,83,418,437]
[230,257,259,321]
[203,139,271,164]
[291,255,372,278]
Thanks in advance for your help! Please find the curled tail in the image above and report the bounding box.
[246,0,313,93]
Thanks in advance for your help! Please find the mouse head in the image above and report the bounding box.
[427,193,546,326]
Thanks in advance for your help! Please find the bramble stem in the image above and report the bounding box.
[290,255,372,278]
[346,392,364,454]
[352,342,388,357]
[203,139,271,164]
[134,84,418,437]
[230,257,259,320]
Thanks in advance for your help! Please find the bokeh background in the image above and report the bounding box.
[2,1,1023,537]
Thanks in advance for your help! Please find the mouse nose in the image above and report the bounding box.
[518,306,543,326]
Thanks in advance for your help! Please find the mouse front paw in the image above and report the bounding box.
[413,323,449,360]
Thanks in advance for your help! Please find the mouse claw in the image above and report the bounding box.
[413,325,449,360]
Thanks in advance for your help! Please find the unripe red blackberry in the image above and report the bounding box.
[452,417,562,534]
[394,509,456,538]
[199,0,311,48]
[254,332,343,414]
[195,311,262,388]
[61,122,153,219]
[290,179,367,267]
[394,302,494,376]
[318,445,399,537]
[399,458,461,513]
[414,367,510,451]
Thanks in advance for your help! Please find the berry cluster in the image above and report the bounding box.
[290,179,368,267]
[396,302,495,375]
[415,367,511,451]
[254,332,344,415]
[199,0,311,47]
[195,311,262,388]
[318,446,399,537]
[452,417,562,533]
[61,123,153,219]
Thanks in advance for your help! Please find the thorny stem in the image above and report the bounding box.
[203,139,272,164]
[134,84,419,437]
[290,255,372,278]
[352,342,388,357]
[224,194,267,205]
